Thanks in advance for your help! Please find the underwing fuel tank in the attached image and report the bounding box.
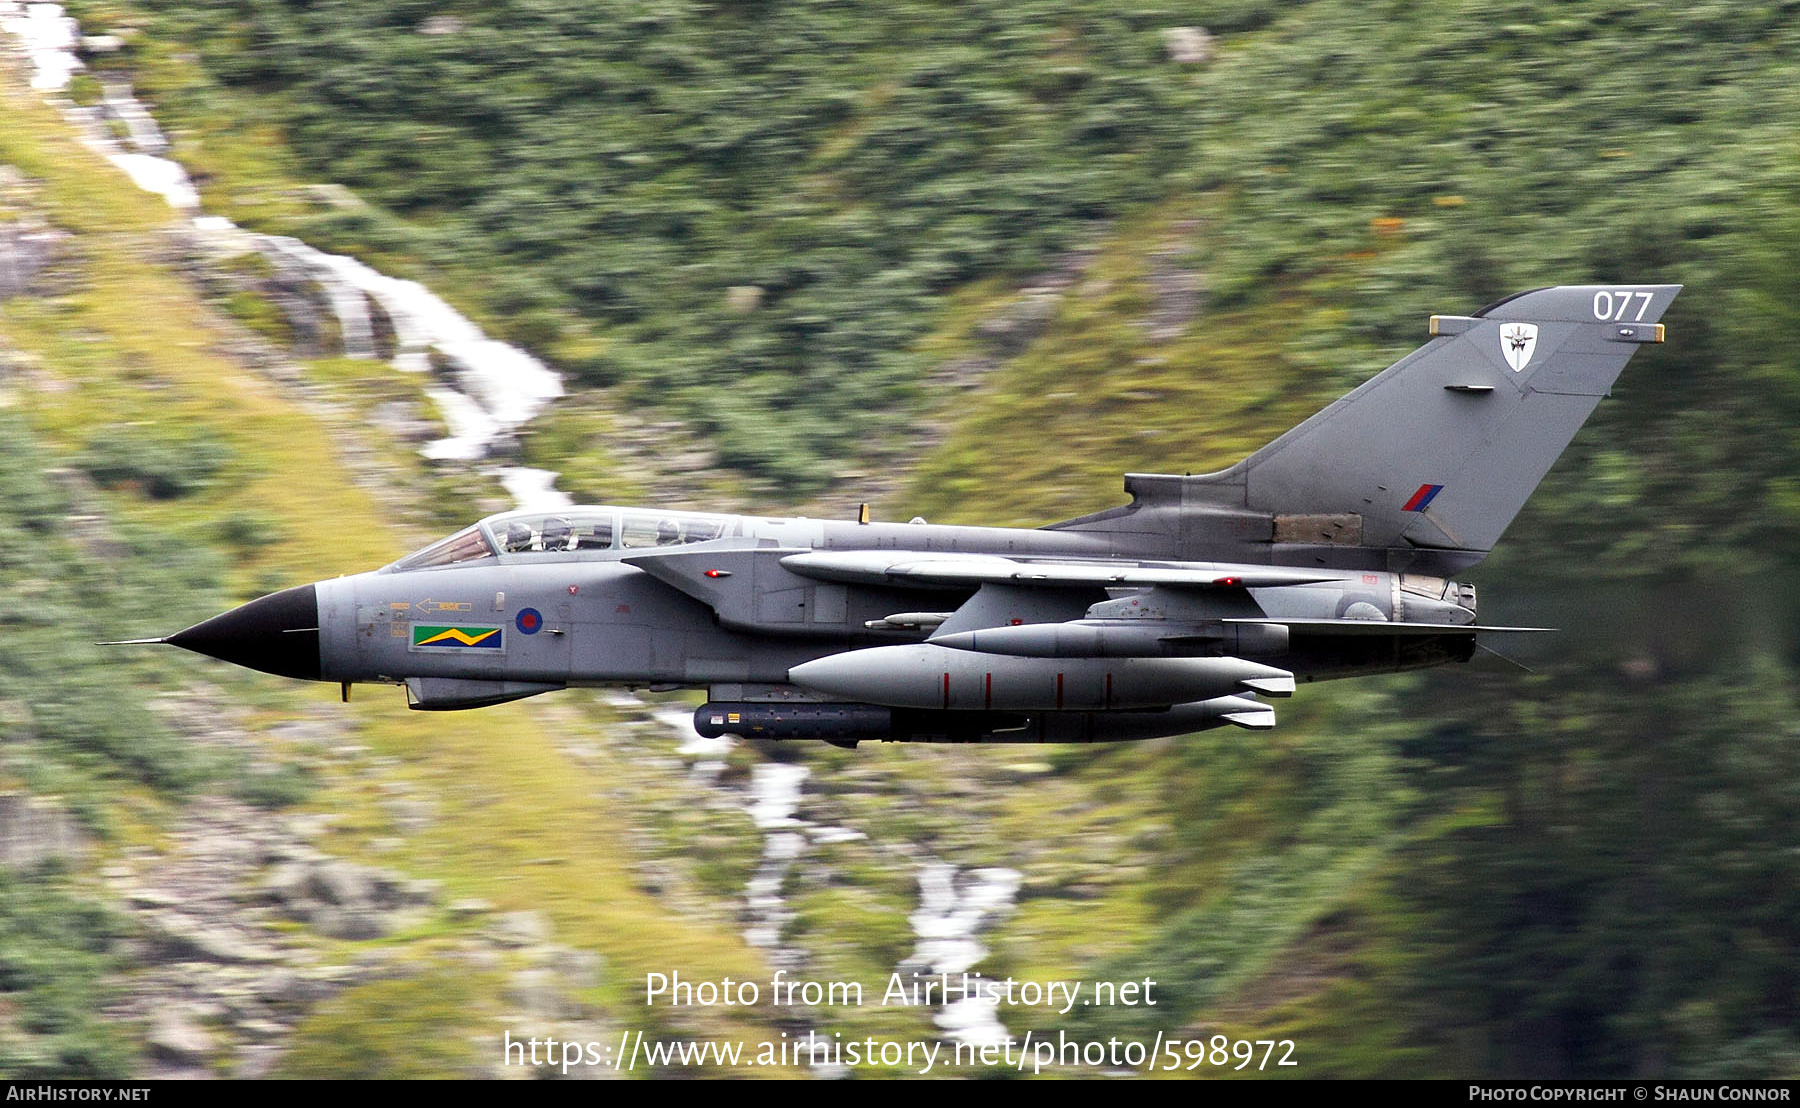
[787,643,1294,711]
[930,620,1290,658]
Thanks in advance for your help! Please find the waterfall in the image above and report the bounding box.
[2,2,569,508]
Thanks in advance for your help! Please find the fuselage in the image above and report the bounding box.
[329,507,1109,689]
[306,505,1472,696]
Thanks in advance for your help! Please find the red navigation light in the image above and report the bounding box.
[1214,575,1244,586]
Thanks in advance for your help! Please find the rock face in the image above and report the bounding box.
[1162,26,1216,65]
[103,796,454,1076]
[488,909,554,949]
[0,218,69,303]
[724,284,763,314]
[0,791,87,869]
[146,1009,215,1067]
[974,291,1059,358]
[1144,220,1204,342]
[259,852,439,941]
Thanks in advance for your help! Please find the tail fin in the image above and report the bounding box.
[1058,285,1681,574]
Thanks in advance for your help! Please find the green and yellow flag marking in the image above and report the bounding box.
[411,625,505,650]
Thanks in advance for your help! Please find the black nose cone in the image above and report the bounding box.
[167,584,322,682]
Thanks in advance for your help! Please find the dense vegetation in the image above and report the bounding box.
[0,413,208,1073]
[21,0,1800,1078]
[0,413,224,805]
[0,871,133,1078]
[98,0,1248,488]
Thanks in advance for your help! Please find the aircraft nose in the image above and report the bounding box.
[166,583,322,681]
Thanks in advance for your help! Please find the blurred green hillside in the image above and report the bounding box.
[58,0,1800,519]
[2,0,1796,1078]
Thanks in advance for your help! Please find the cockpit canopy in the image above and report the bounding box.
[388,507,740,572]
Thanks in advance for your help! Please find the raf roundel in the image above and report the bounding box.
[515,607,544,635]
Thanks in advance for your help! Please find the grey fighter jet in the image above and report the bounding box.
[137,284,1679,746]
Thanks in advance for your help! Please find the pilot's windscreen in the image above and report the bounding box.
[392,525,496,571]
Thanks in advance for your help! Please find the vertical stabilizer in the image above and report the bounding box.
[1063,285,1681,572]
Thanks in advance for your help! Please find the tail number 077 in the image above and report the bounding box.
[1594,290,1654,322]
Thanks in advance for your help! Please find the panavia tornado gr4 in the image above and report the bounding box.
[137,284,1678,746]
